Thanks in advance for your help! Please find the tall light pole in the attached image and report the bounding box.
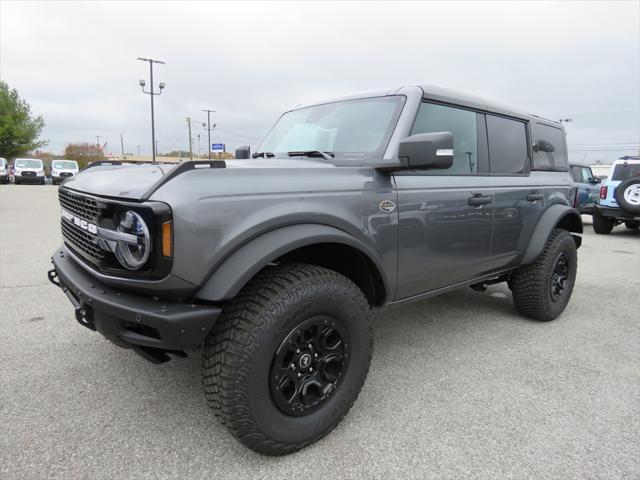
[137,57,165,163]
[186,117,193,160]
[120,132,125,159]
[201,109,216,160]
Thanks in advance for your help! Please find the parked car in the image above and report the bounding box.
[48,85,582,455]
[51,159,80,185]
[593,157,640,233]
[569,163,600,214]
[0,157,9,184]
[13,158,45,185]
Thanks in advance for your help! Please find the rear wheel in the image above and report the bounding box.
[202,263,372,456]
[592,211,614,234]
[509,229,577,321]
[625,221,639,230]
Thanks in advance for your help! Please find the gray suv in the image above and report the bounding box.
[48,85,582,455]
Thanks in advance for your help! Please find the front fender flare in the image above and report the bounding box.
[194,224,389,302]
[521,205,583,265]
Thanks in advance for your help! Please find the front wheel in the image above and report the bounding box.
[592,211,614,234]
[509,229,577,321]
[202,263,372,456]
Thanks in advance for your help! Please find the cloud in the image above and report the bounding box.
[1,0,638,161]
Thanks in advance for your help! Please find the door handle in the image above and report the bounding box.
[468,194,492,206]
[527,193,544,202]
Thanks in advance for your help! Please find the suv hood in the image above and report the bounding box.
[62,159,332,200]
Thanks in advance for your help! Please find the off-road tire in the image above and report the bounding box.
[614,177,640,215]
[625,221,639,230]
[202,263,373,456]
[509,229,577,321]
[592,211,614,234]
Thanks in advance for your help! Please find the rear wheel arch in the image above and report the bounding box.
[194,224,389,306]
[521,205,582,265]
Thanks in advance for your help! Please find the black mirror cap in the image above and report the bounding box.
[398,132,454,170]
[235,146,251,159]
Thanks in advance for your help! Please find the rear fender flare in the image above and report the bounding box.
[194,224,388,302]
[521,205,583,265]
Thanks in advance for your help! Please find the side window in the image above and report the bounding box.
[532,123,568,171]
[411,103,478,174]
[486,115,528,174]
[569,166,581,182]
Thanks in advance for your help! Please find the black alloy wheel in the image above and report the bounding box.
[549,252,569,301]
[270,315,349,416]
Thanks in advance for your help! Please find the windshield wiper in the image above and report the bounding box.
[252,151,275,158]
[287,150,335,160]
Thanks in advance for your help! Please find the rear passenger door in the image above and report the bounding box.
[394,102,493,299]
[487,115,543,266]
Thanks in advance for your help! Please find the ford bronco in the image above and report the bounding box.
[592,157,640,233]
[48,85,582,455]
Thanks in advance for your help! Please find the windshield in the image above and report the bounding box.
[15,159,42,169]
[612,163,640,181]
[258,96,405,160]
[52,160,78,169]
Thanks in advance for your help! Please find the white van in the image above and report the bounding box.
[51,159,80,185]
[14,158,45,185]
[0,158,8,184]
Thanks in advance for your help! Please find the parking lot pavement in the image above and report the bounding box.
[0,184,638,479]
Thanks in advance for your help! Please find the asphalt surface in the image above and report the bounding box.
[1,184,639,479]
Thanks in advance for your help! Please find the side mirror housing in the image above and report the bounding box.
[235,146,251,159]
[534,139,555,153]
[590,177,601,184]
[397,132,454,170]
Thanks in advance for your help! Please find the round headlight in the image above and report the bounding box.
[114,211,151,270]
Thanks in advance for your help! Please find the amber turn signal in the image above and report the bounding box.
[161,221,173,257]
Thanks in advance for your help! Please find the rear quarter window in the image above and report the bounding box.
[611,163,640,181]
[532,123,568,171]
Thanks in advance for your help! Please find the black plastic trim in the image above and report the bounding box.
[141,160,226,201]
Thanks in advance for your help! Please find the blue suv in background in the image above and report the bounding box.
[593,157,640,234]
[570,163,600,214]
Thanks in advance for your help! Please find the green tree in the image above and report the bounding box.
[63,143,105,169]
[0,81,47,159]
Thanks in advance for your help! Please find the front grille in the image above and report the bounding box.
[59,188,99,221]
[60,172,73,177]
[21,171,36,177]
[61,219,104,263]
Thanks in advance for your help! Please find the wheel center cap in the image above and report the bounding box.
[299,353,312,369]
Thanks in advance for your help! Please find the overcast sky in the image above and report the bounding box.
[1,0,639,164]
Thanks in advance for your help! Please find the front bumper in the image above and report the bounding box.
[17,174,44,182]
[48,247,222,362]
[595,204,640,221]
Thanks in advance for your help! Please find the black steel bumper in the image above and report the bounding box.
[595,205,640,220]
[48,247,222,362]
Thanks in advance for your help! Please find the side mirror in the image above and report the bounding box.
[534,140,555,153]
[397,132,454,170]
[235,146,251,159]
[590,177,601,184]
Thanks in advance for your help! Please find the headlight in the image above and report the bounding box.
[113,211,151,270]
[37,169,44,174]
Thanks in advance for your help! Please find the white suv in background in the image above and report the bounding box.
[0,158,9,184]
[51,159,80,185]
[593,157,640,233]
[13,158,45,185]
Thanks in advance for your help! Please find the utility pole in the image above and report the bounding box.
[186,117,193,160]
[201,109,216,160]
[96,136,101,148]
[137,145,141,156]
[197,134,201,158]
[137,57,166,163]
[155,140,159,157]
[120,132,125,159]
